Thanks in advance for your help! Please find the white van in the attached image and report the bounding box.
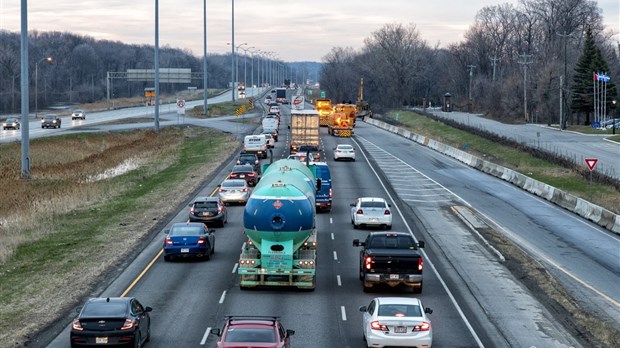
[243,135,268,158]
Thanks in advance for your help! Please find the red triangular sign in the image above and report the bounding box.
[585,158,598,171]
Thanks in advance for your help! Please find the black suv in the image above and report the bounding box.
[41,114,61,128]
[188,196,227,227]
[237,152,261,173]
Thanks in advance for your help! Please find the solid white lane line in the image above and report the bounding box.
[337,275,342,286]
[219,291,227,304]
[341,306,347,321]
[232,263,239,273]
[200,327,211,345]
[333,251,338,261]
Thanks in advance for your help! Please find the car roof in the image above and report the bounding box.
[336,144,353,148]
[43,114,58,117]
[375,297,421,306]
[359,197,386,202]
[80,297,130,317]
[233,164,253,169]
[193,196,219,202]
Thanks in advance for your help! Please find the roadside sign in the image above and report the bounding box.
[292,95,305,110]
[176,99,186,115]
[585,158,598,171]
[320,90,326,98]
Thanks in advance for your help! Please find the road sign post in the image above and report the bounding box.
[585,158,598,199]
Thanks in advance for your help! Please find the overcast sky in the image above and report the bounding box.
[1,0,618,62]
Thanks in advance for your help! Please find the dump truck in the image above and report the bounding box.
[238,159,320,290]
[356,78,372,119]
[327,111,354,137]
[290,109,320,154]
[315,99,333,127]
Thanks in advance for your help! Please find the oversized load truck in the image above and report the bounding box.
[314,99,333,126]
[238,159,320,290]
[290,109,320,154]
[327,112,354,137]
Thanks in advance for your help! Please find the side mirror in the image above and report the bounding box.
[163,229,170,234]
[145,306,153,312]
[388,204,392,207]
[286,329,295,337]
[210,328,221,336]
[209,229,216,234]
[359,306,368,312]
[425,307,433,314]
[352,239,360,247]
[417,240,425,248]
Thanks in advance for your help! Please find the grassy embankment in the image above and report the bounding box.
[0,127,238,345]
[383,110,620,213]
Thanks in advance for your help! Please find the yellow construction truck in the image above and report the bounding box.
[327,103,357,137]
[315,99,333,127]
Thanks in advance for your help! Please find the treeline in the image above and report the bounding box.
[319,0,618,125]
[0,30,304,114]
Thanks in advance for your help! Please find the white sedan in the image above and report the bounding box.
[333,144,356,161]
[351,197,392,230]
[360,297,433,348]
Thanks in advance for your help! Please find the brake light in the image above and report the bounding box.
[370,321,388,331]
[198,237,206,244]
[384,209,391,215]
[165,236,173,245]
[120,318,136,330]
[356,209,363,215]
[230,173,238,178]
[329,188,333,198]
[413,322,431,331]
[418,258,423,271]
[255,160,259,164]
[247,173,255,177]
[236,160,241,164]
[72,319,83,331]
[365,256,372,270]
[219,188,227,192]
[241,188,248,192]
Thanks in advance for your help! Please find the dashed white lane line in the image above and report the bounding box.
[331,233,335,240]
[333,251,338,261]
[341,306,347,321]
[200,327,211,345]
[219,291,227,304]
[337,275,342,286]
[330,217,333,224]
[232,263,239,273]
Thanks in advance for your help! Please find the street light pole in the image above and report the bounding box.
[203,0,208,115]
[240,46,254,92]
[35,56,52,119]
[231,0,235,102]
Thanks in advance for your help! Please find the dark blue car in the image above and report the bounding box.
[163,222,215,261]
[313,162,332,212]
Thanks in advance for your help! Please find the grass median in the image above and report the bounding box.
[0,126,238,346]
[383,110,620,213]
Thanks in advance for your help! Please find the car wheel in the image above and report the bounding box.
[353,223,359,230]
[359,269,364,281]
[204,252,211,261]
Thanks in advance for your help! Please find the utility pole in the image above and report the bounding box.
[489,54,500,81]
[467,64,476,100]
[518,53,533,122]
[557,32,573,129]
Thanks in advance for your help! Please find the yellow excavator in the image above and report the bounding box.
[356,78,372,119]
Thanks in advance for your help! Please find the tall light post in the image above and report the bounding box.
[240,45,254,92]
[227,42,246,101]
[35,56,52,119]
[249,48,260,96]
[202,0,208,115]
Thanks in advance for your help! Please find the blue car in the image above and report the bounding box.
[163,222,215,261]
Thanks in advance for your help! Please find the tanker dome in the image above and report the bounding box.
[243,159,317,248]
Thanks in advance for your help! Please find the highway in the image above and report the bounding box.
[37,97,620,348]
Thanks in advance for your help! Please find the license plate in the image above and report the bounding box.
[240,174,245,178]
[394,326,407,333]
[96,337,108,344]
[389,274,399,280]
[370,218,378,222]
[181,248,189,253]
[202,212,212,216]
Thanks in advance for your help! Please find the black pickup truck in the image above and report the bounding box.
[353,232,425,293]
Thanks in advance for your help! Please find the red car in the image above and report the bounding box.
[211,316,295,348]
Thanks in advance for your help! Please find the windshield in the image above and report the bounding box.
[378,304,422,317]
[81,301,126,317]
[170,226,203,236]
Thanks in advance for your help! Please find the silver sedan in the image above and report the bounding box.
[217,179,251,205]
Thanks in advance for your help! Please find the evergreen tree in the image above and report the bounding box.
[571,27,617,125]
